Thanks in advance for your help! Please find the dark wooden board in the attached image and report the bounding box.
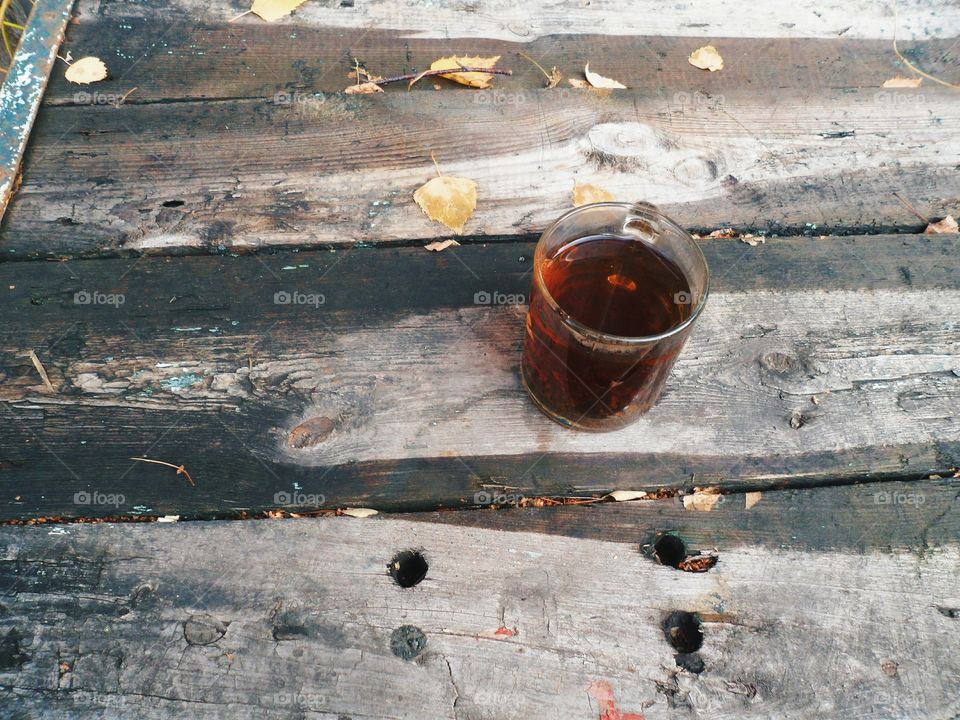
[1,235,958,520]
[3,86,959,258]
[44,20,960,103]
[0,485,957,717]
[401,477,960,553]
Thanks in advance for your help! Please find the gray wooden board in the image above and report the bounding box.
[1,235,959,520]
[3,86,960,258]
[0,484,957,718]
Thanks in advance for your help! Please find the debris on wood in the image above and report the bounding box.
[519,51,562,88]
[340,507,378,518]
[414,156,477,234]
[740,233,764,246]
[232,0,308,22]
[25,350,54,392]
[745,491,763,509]
[129,457,196,486]
[605,490,648,502]
[64,56,107,84]
[924,215,958,234]
[683,487,722,511]
[345,81,383,94]
[568,78,590,88]
[573,182,615,207]
[882,76,922,88]
[157,515,180,523]
[423,239,461,252]
[584,63,626,89]
[430,55,502,88]
[688,45,724,72]
[493,626,517,637]
[677,553,719,573]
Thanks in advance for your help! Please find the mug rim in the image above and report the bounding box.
[532,202,711,345]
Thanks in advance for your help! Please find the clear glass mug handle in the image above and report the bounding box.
[621,201,662,241]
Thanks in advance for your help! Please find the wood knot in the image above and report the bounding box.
[288,416,336,448]
[760,351,799,374]
[183,614,228,646]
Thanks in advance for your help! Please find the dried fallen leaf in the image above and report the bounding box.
[568,78,590,89]
[744,491,762,509]
[157,515,180,523]
[341,507,378,518]
[414,176,477,234]
[345,81,384,94]
[584,63,626,89]
[64,57,108,84]
[423,239,461,252]
[606,490,648,502]
[882,76,922,88]
[430,55,501,89]
[740,233,765,246]
[573,182,615,207]
[688,45,724,72]
[683,488,722,511]
[924,215,958,234]
[677,554,719,572]
[707,227,737,239]
[249,0,307,22]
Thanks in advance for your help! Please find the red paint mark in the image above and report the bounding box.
[587,680,645,720]
[494,626,517,637]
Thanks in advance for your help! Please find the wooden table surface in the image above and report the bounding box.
[1,0,959,717]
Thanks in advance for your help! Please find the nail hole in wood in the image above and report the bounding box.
[663,611,703,653]
[162,199,185,208]
[653,534,686,568]
[388,550,428,588]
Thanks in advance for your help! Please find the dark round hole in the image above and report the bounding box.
[388,550,428,588]
[653,534,686,568]
[162,199,185,208]
[663,611,703,653]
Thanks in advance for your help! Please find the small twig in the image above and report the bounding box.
[372,66,512,87]
[430,151,442,178]
[25,350,55,392]
[893,191,929,223]
[112,86,138,108]
[892,0,960,89]
[130,457,196,486]
[518,51,562,88]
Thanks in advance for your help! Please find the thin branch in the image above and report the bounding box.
[892,191,929,223]
[374,66,512,87]
[130,457,196,486]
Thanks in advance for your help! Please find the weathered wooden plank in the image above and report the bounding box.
[3,87,958,257]
[42,22,960,104]
[0,499,957,717]
[400,477,960,553]
[1,236,958,519]
[81,0,960,41]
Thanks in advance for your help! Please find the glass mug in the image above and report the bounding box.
[520,202,709,431]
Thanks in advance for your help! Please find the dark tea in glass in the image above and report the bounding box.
[521,202,709,431]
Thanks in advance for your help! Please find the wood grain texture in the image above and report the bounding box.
[1,236,958,519]
[41,24,960,104]
[3,87,959,257]
[78,0,960,41]
[0,506,957,718]
[400,477,960,553]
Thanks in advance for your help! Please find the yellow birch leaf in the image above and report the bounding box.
[414,176,477,234]
[924,215,958,234]
[249,0,308,21]
[345,81,384,94]
[64,57,108,84]
[683,488,722,511]
[882,76,922,88]
[424,239,460,252]
[584,63,626,89]
[341,507,378,518]
[688,45,724,72]
[573,182,615,206]
[430,55,501,89]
